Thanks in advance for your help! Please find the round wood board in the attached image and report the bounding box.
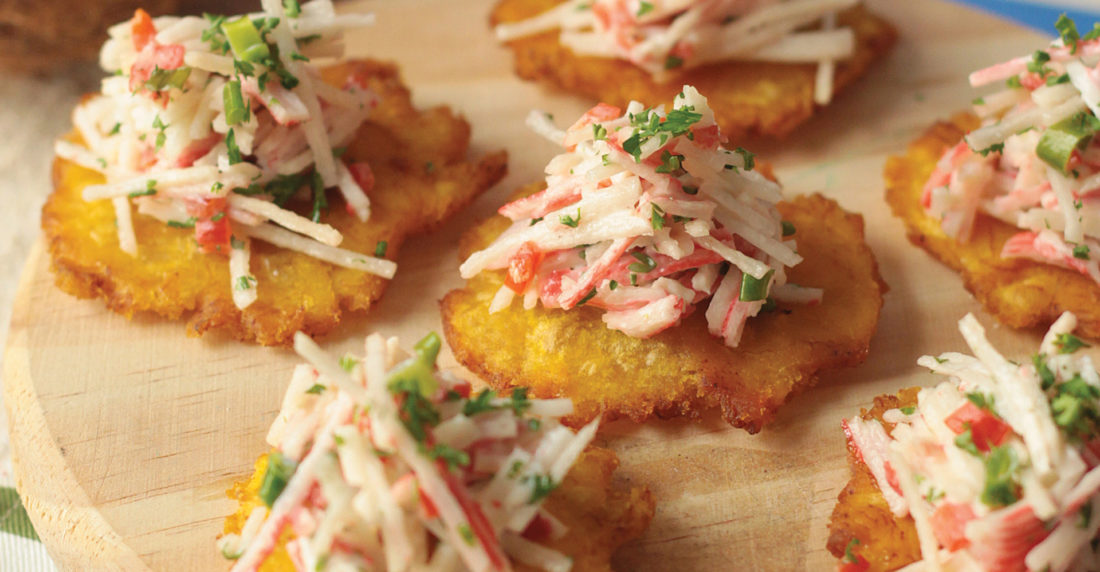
[3,1,1052,570]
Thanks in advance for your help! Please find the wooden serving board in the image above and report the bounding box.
[3,1,1051,569]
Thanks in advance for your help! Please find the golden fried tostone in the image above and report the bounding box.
[43,60,507,346]
[491,0,897,140]
[224,448,655,571]
[826,388,921,571]
[885,114,1100,339]
[441,192,885,433]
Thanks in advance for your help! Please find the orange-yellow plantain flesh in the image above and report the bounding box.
[885,114,1100,339]
[491,0,897,140]
[826,388,921,571]
[43,60,507,346]
[224,447,655,571]
[441,192,886,433]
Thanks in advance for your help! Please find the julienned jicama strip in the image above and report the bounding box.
[219,331,654,571]
[490,0,897,139]
[829,311,1100,571]
[43,1,507,346]
[443,87,885,432]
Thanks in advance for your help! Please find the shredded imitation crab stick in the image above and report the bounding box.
[923,16,1100,288]
[494,0,858,104]
[842,312,1100,571]
[219,331,600,572]
[53,1,393,311]
[460,86,819,348]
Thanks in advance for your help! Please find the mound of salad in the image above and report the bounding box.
[495,0,859,103]
[460,86,819,348]
[844,312,1100,571]
[924,16,1100,286]
[218,331,599,572]
[53,0,392,312]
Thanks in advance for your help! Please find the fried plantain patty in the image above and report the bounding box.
[224,447,655,571]
[885,114,1100,339]
[826,388,922,571]
[42,60,507,346]
[491,0,897,140]
[441,192,885,433]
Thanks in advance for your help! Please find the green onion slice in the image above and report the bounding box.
[739,269,775,302]
[1036,111,1100,174]
[222,17,271,63]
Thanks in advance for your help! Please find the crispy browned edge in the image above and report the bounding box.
[225,448,655,571]
[490,0,898,139]
[884,113,1100,339]
[441,191,886,433]
[826,387,921,571]
[42,59,508,346]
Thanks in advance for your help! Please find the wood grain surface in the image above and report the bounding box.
[3,1,1056,570]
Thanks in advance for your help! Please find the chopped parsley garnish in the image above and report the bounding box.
[1051,374,1100,439]
[577,288,598,306]
[529,216,544,226]
[900,406,916,415]
[463,390,497,416]
[508,460,525,478]
[457,524,477,546]
[682,184,698,195]
[954,428,981,456]
[559,209,581,228]
[734,147,755,171]
[655,150,684,174]
[202,13,231,54]
[210,212,225,222]
[637,1,654,16]
[1080,502,1094,529]
[283,0,301,18]
[426,443,470,472]
[628,251,657,273]
[1055,333,1091,354]
[609,280,618,291]
[976,142,1004,157]
[966,391,995,411]
[527,474,558,504]
[980,446,1020,507]
[1057,14,1081,51]
[593,123,607,141]
[305,383,326,394]
[108,122,121,136]
[128,185,157,198]
[1074,244,1091,260]
[230,235,246,249]
[781,221,796,237]
[152,115,168,150]
[664,55,683,70]
[1006,75,1023,89]
[650,203,666,230]
[225,129,243,164]
[236,275,257,290]
[339,354,358,372]
[374,240,388,257]
[167,217,197,229]
[1047,73,1071,86]
[1027,50,1052,77]
[1034,353,1056,390]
